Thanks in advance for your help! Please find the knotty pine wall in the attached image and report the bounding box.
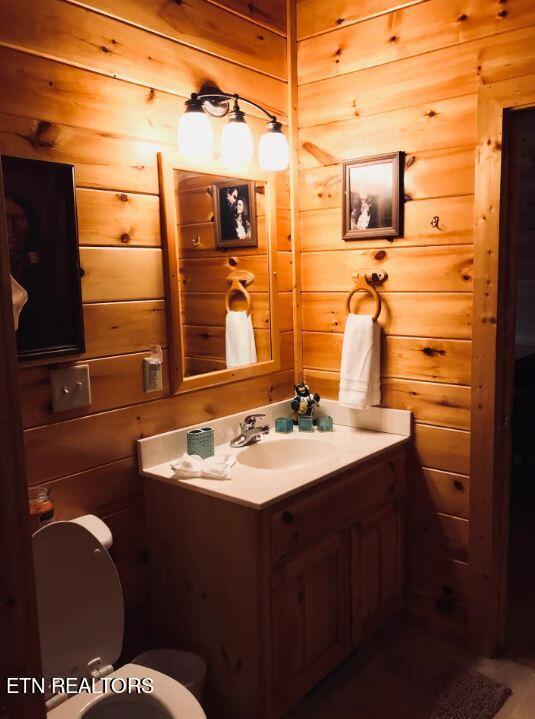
[0,0,291,656]
[294,0,535,629]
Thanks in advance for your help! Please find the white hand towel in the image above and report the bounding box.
[170,453,236,481]
[338,314,381,410]
[226,310,257,368]
[170,453,204,479]
[202,455,236,480]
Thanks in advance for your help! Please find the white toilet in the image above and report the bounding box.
[32,520,206,719]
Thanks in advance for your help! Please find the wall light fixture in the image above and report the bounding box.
[178,86,289,171]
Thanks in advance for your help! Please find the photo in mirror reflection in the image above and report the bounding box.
[213,180,257,248]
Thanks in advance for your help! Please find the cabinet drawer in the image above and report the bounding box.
[271,451,404,563]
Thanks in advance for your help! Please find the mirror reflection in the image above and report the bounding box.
[174,170,272,378]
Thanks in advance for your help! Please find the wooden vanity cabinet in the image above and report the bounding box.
[145,446,406,719]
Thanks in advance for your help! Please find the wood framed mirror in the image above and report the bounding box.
[158,151,281,394]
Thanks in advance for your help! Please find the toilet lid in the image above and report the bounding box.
[32,521,124,684]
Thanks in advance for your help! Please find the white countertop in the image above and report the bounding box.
[139,401,410,509]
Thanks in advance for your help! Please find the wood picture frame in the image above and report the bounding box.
[342,152,404,241]
[213,179,258,249]
[1,155,84,362]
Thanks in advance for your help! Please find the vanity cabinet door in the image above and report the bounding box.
[271,532,349,713]
[350,501,403,646]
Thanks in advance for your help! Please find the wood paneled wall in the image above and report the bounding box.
[9,0,535,649]
[0,0,291,657]
[295,0,535,629]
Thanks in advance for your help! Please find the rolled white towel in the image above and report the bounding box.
[170,453,236,481]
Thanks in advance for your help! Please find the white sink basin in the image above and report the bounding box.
[236,436,337,471]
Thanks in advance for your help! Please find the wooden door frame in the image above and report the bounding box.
[0,164,45,717]
[286,0,302,384]
[469,75,535,657]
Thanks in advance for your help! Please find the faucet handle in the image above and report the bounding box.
[242,413,266,430]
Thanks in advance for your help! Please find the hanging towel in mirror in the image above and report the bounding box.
[226,310,257,368]
[339,314,381,409]
[11,274,28,330]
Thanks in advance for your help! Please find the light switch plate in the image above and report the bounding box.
[143,357,163,392]
[50,364,91,413]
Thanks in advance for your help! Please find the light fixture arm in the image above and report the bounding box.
[192,91,277,123]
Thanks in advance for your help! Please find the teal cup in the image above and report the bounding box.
[186,427,215,459]
[298,416,314,432]
[275,417,294,433]
[317,415,334,432]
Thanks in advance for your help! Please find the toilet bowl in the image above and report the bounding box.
[47,664,204,718]
[32,520,206,718]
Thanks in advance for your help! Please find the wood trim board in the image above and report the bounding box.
[287,0,303,382]
[0,160,45,718]
[469,74,535,657]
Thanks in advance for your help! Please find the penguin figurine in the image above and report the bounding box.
[290,382,320,425]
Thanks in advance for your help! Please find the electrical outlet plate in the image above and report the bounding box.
[50,364,91,413]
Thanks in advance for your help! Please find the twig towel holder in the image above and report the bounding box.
[226,268,255,315]
[345,271,387,322]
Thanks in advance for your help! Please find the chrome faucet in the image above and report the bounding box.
[230,414,270,448]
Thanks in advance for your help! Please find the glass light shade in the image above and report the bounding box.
[178,110,213,157]
[258,127,289,171]
[221,119,254,165]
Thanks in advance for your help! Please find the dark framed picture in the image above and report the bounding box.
[342,152,404,240]
[213,179,257,248]
[2,155,84,361]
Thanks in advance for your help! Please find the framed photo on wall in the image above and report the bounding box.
[342,152,404,241]
[2,155,84,361]
[213,179,258,248]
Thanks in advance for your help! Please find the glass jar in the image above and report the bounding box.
[28,486,54,535]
